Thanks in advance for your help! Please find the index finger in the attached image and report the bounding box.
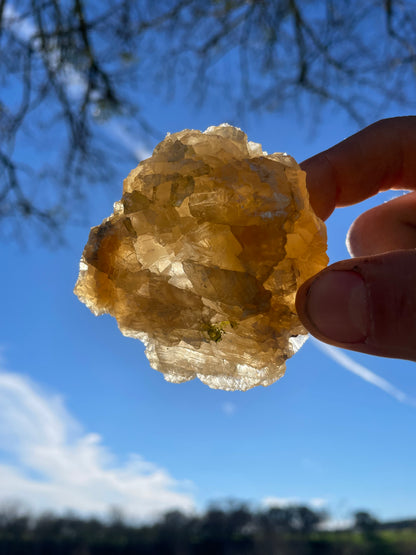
[300,116,416,221]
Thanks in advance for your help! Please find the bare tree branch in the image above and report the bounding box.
[1,0,416,241]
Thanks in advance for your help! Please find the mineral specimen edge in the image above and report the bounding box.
[74,124,328,391]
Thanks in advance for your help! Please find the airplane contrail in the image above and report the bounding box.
[312,338,416,407]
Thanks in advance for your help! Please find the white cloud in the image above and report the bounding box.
[262,496,327,509]
[309,497,328,509]
[4,4,35,41]
[318,518,353,531]
[0,369,195,521]
[312,339,416,407]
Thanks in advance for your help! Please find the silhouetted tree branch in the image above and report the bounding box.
[1,0,416,238]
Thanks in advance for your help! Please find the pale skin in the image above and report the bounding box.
[296,116,416,361]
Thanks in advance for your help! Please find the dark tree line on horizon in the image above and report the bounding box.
[0,501,413,554]
[1,0,416,238]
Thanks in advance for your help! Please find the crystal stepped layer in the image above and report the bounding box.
[74,124,328,390]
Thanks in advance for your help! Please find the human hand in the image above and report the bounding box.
[296,117,416,361]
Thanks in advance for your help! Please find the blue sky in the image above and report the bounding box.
[1,10,416,525]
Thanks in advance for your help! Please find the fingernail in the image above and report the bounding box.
[305,270,369,343]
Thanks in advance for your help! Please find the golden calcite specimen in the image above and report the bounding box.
[74,124,328,391]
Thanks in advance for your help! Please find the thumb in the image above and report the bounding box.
[296,250,416,361]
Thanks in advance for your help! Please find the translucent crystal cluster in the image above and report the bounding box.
[74,124,328,390]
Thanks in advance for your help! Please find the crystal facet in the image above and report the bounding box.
[74,125,328,390]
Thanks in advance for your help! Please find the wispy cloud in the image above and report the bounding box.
[312,339,416,406]
[221,402,237,416]
[0,368,195,520]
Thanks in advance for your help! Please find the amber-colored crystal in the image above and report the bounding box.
[74,125,328,390]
